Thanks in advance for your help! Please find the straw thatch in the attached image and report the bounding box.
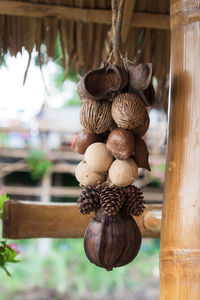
[0,0,170,105]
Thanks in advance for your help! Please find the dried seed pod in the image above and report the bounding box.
[131,109,150,137]
[77,77,89,102]
[133,137,151,171]
[142,84,156,106]
[106,128,134,160]
[100,185,124,216]
[111,93,146,130]
[122,185,145,216]
[75,161,105,186]
[84,209,142,271]
[109,158,138,187]
[126,62,153,91]
[83,64,128,100]
[74,129,105,155]
[78,185,101,214]
[80,99,113,134]
[106,64,129,92]
[84,142,113,173]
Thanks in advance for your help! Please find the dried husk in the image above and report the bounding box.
[133,137,151,171]
[131,109,150,137]
[111,93,146,130]
[80,99,113,134]
[140,84,156,107]
[126,62,153,91]
[77,77,90,102]
[83,64,128,100]
[84,209,141,271]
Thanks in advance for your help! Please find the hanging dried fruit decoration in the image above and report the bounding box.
[74,0,155,271]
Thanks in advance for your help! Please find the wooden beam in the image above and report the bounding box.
[2,186,82,197]
[0,1,170,30]
[121,0,136,43]
[0,148,82,161]
[3,201,162,239]
[2,185,163,202]
[160,0,200,299]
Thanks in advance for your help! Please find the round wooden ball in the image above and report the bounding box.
[84,142,113,173]
[75,160,105,186]
[109,158,138,187]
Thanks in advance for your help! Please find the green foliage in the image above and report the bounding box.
[0,241,20,276]
[26,150,52,181]
[0,237,159,298]
[0,193,9,220]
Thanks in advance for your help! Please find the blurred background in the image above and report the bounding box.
[0,45,166,300]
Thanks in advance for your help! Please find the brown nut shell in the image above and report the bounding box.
[74,129,105,154]
[133,137,151,171]
[126,62,153,91]
[106,128,134,160]
[84,209,141,271]
[83,64,128,100]
[111,93,146,130]
[131,109,150,137]
[80,99,113,134]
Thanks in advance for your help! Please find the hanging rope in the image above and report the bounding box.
[111,0,125,64]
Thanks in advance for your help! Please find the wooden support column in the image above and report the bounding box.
[160,1,200,299]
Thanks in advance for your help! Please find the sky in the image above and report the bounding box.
[0,50,77,124]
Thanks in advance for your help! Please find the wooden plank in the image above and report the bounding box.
[0,1,170,30]
[2,185,163,202]
[0,125,78,134]
[0,148,83,161]
[3,201,162,239]
[160,0,200,299]
[2,186,82,197]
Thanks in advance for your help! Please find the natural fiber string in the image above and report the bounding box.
[111,0,125,64]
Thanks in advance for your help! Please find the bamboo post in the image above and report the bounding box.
[160,1,200,299]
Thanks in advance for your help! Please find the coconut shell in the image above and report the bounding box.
[131,109,150,137]
[133,137,151,171]
[139,84,156,107]
[106,128,134,160]
[109,158,138,187]
[74,129,105,154]
[126,62,153,91]
[111,93,146,130]
[77,77,90,103]
[75,161,105,186]
[80,99,113,134]
[83,64,128,100]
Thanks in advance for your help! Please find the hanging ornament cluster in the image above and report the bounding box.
[73,0,155,271]
[73,60,154,271]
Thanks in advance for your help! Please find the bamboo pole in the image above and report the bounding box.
[160,1,200,299]
[3,201,162,239]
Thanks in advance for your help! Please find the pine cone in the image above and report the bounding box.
[122,185,145,216]
[78,185,101,214]
[100,185,124,216]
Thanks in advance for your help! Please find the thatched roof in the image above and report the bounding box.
[0,0,170,103]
